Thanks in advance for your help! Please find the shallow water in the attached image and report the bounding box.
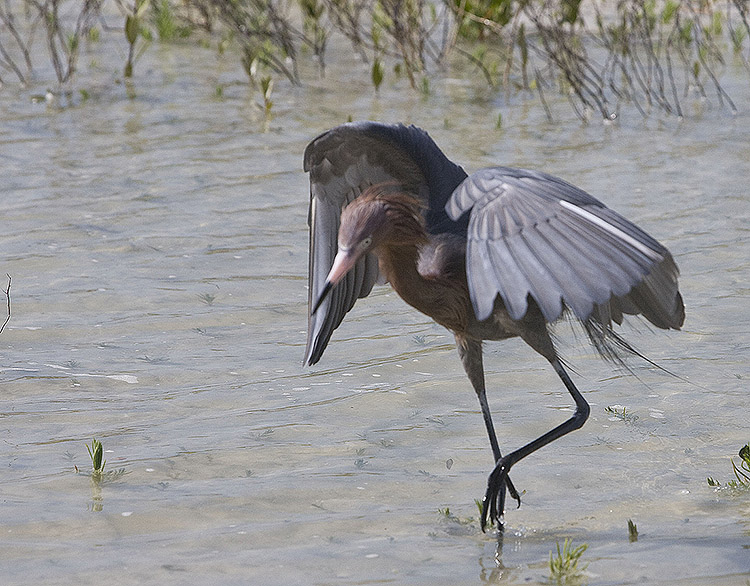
[1,31,749,586]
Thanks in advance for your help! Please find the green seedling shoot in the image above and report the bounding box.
[260,76,273,114]
[87,438,106,476]
[708,443,750,489]
[372,58,384,91]
[549,538,588,585]
[627,519,638,542]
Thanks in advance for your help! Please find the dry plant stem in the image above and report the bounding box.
[210,0,301,84]
[0,0,746,117]
[664,42,684,117]
[534,65,553,121]
[323,0,370,63]
[690,14,737,112]
[0,1,32,83]
[374,0,430,88]
[434,1,458,62]
[731,0,750,71]
[503,16,518,89]
[266,1,300,79]
[1,274,11,335]
[454,45,496,85]
[29,0,102,84]
[458,0,746,120]
[531,25,611,119]
[687,11,726,102]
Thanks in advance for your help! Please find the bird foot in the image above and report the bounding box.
[504,475,522,509]
[481,458,518,532]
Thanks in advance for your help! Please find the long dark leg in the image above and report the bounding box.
[481,357,590,531]
[455,336,521,517]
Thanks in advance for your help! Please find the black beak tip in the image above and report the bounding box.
[311,281,332,315]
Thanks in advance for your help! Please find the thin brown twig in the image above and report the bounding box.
[0,274,11,335]
[534,65,553,122]
[664,36,683,117]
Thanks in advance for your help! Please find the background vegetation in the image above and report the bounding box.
[1,0,748,119]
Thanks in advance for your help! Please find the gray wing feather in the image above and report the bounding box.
[447,167,684,330]
[307,182,381,367]
[304,123,431,366]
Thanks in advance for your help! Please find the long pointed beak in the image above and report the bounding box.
[311,281,332,314]
[311,248,358,315]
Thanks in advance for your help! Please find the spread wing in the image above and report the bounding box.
[304,121,467,366]
[445,167,684,330]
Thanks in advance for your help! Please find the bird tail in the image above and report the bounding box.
[579,314,685,381]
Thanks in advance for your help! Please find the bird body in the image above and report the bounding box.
[304,121,684,530]
[339,187,543,346]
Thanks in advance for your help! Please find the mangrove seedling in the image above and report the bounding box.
[124,0,151,78]
[372,58,384,91]
[627,519,638,542]
[605,405,639,424]
[87,438,106,476]
[707,444,750,490]
[549,538,588,585]
[260,75,273,114]
[437,505,476,528]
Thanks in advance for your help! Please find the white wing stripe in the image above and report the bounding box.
[558,200,663,262]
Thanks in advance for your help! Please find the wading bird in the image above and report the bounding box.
[303,121,684,530]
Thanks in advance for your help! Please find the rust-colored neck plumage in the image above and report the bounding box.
[340,186,471,333]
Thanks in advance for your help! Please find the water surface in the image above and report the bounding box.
[1,34,749,585]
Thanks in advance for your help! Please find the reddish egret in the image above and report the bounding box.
[304,121,684,530]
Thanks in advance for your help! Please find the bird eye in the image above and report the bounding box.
[361,236,372,249]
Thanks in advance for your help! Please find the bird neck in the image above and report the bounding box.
[375,237,468,333]
[376,242,424,295]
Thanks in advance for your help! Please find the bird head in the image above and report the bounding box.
[312,185,425,314]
